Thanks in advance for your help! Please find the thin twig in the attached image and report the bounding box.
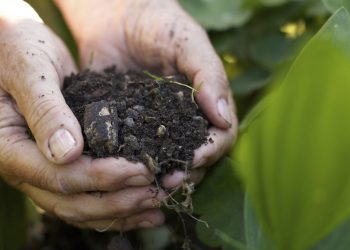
[143,71,202,106]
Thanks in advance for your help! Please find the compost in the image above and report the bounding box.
[62,67,210,176]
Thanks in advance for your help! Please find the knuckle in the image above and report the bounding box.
[53,174,72,194]
[30,166,51,189]
[28,166,64,194]
[107,195,138,217]
[27,97,64,133]
[91,165,118,190]
[0,137,14,167]
[53,202,85,223]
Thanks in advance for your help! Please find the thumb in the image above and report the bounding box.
[174,17,236,129]
[0,17,83,164]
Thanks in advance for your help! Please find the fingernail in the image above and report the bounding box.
[217,98,232,126]
[125,175,150,186]
[48,128,76,159]
[138,221,156,228]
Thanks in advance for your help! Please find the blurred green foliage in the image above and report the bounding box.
[193,157,245,250]
[178,0,252,30]
[0,180,27,250]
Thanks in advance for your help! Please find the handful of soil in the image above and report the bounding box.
[63,67,210,176]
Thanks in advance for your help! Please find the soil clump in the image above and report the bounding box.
[62,67,210,177]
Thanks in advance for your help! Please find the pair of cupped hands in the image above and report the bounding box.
[0,0,237,231]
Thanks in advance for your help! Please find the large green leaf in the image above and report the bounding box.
[235,8,350,250]
[245,195,350,250]
[244,196,274,250]
[312,218,350,250]
[193,157,246,250]
[178,0,252,30]
[0,180,28,250]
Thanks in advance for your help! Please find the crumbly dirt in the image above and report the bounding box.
[62,67,210,176]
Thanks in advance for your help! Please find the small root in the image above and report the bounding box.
[146,155,209,249]
[88,51,95,66]
[143,71,202,108]
[94,218,119,232]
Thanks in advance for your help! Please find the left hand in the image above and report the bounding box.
[55,0,238,187]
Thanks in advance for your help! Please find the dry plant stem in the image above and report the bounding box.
[88,51,95,66]
[147,155,209,228]
[165,185,209,228]
[161,161,209,228]
[143,71,201,106]
[94,218,119,232]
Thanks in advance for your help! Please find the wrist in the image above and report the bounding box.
[54,0,124,44]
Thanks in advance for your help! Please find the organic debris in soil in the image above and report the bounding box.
[62,67,210,176]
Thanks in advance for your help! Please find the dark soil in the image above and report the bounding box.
[62,67,210,177]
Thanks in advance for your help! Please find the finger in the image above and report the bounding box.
[0,16,82,164]
[192,94,237,168]
[189,168,206,185]
[192,127,236,169]
[21,183,165,223]
[0,93,155,193]
[173,14,236,129]
[2,140,154,193]
[161,167,206,189]
[74,209,165,231]
[161,171,186,189]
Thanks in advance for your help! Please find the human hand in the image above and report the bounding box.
[0,0,164,231]
[55,0,238,187]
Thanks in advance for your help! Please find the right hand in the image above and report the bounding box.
[0,0,164,231]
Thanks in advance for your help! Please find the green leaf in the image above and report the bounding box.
[231,69,270,96]
[245,197,350,250]
[193,157,246,250]
[323,0,350,13]
[244,196,274,250]
[0,180,28,250]
[306,0,330,17]
[235,8,350,250]
[249,32,306,68]
[244,0,291,8]
[178,0,252,30]
[312,218,350,250]
[136,226,172,250]
[260,0,290,6]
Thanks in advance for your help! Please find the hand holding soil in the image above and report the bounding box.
[56,0,238,176]
[63,68,210,182]
[0,0,237,233]
[0,0,165,232]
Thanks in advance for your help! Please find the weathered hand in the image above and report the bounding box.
[0,0,164,231]
[56,0,238,186]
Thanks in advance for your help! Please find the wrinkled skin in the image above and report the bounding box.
[0,0,237,231]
